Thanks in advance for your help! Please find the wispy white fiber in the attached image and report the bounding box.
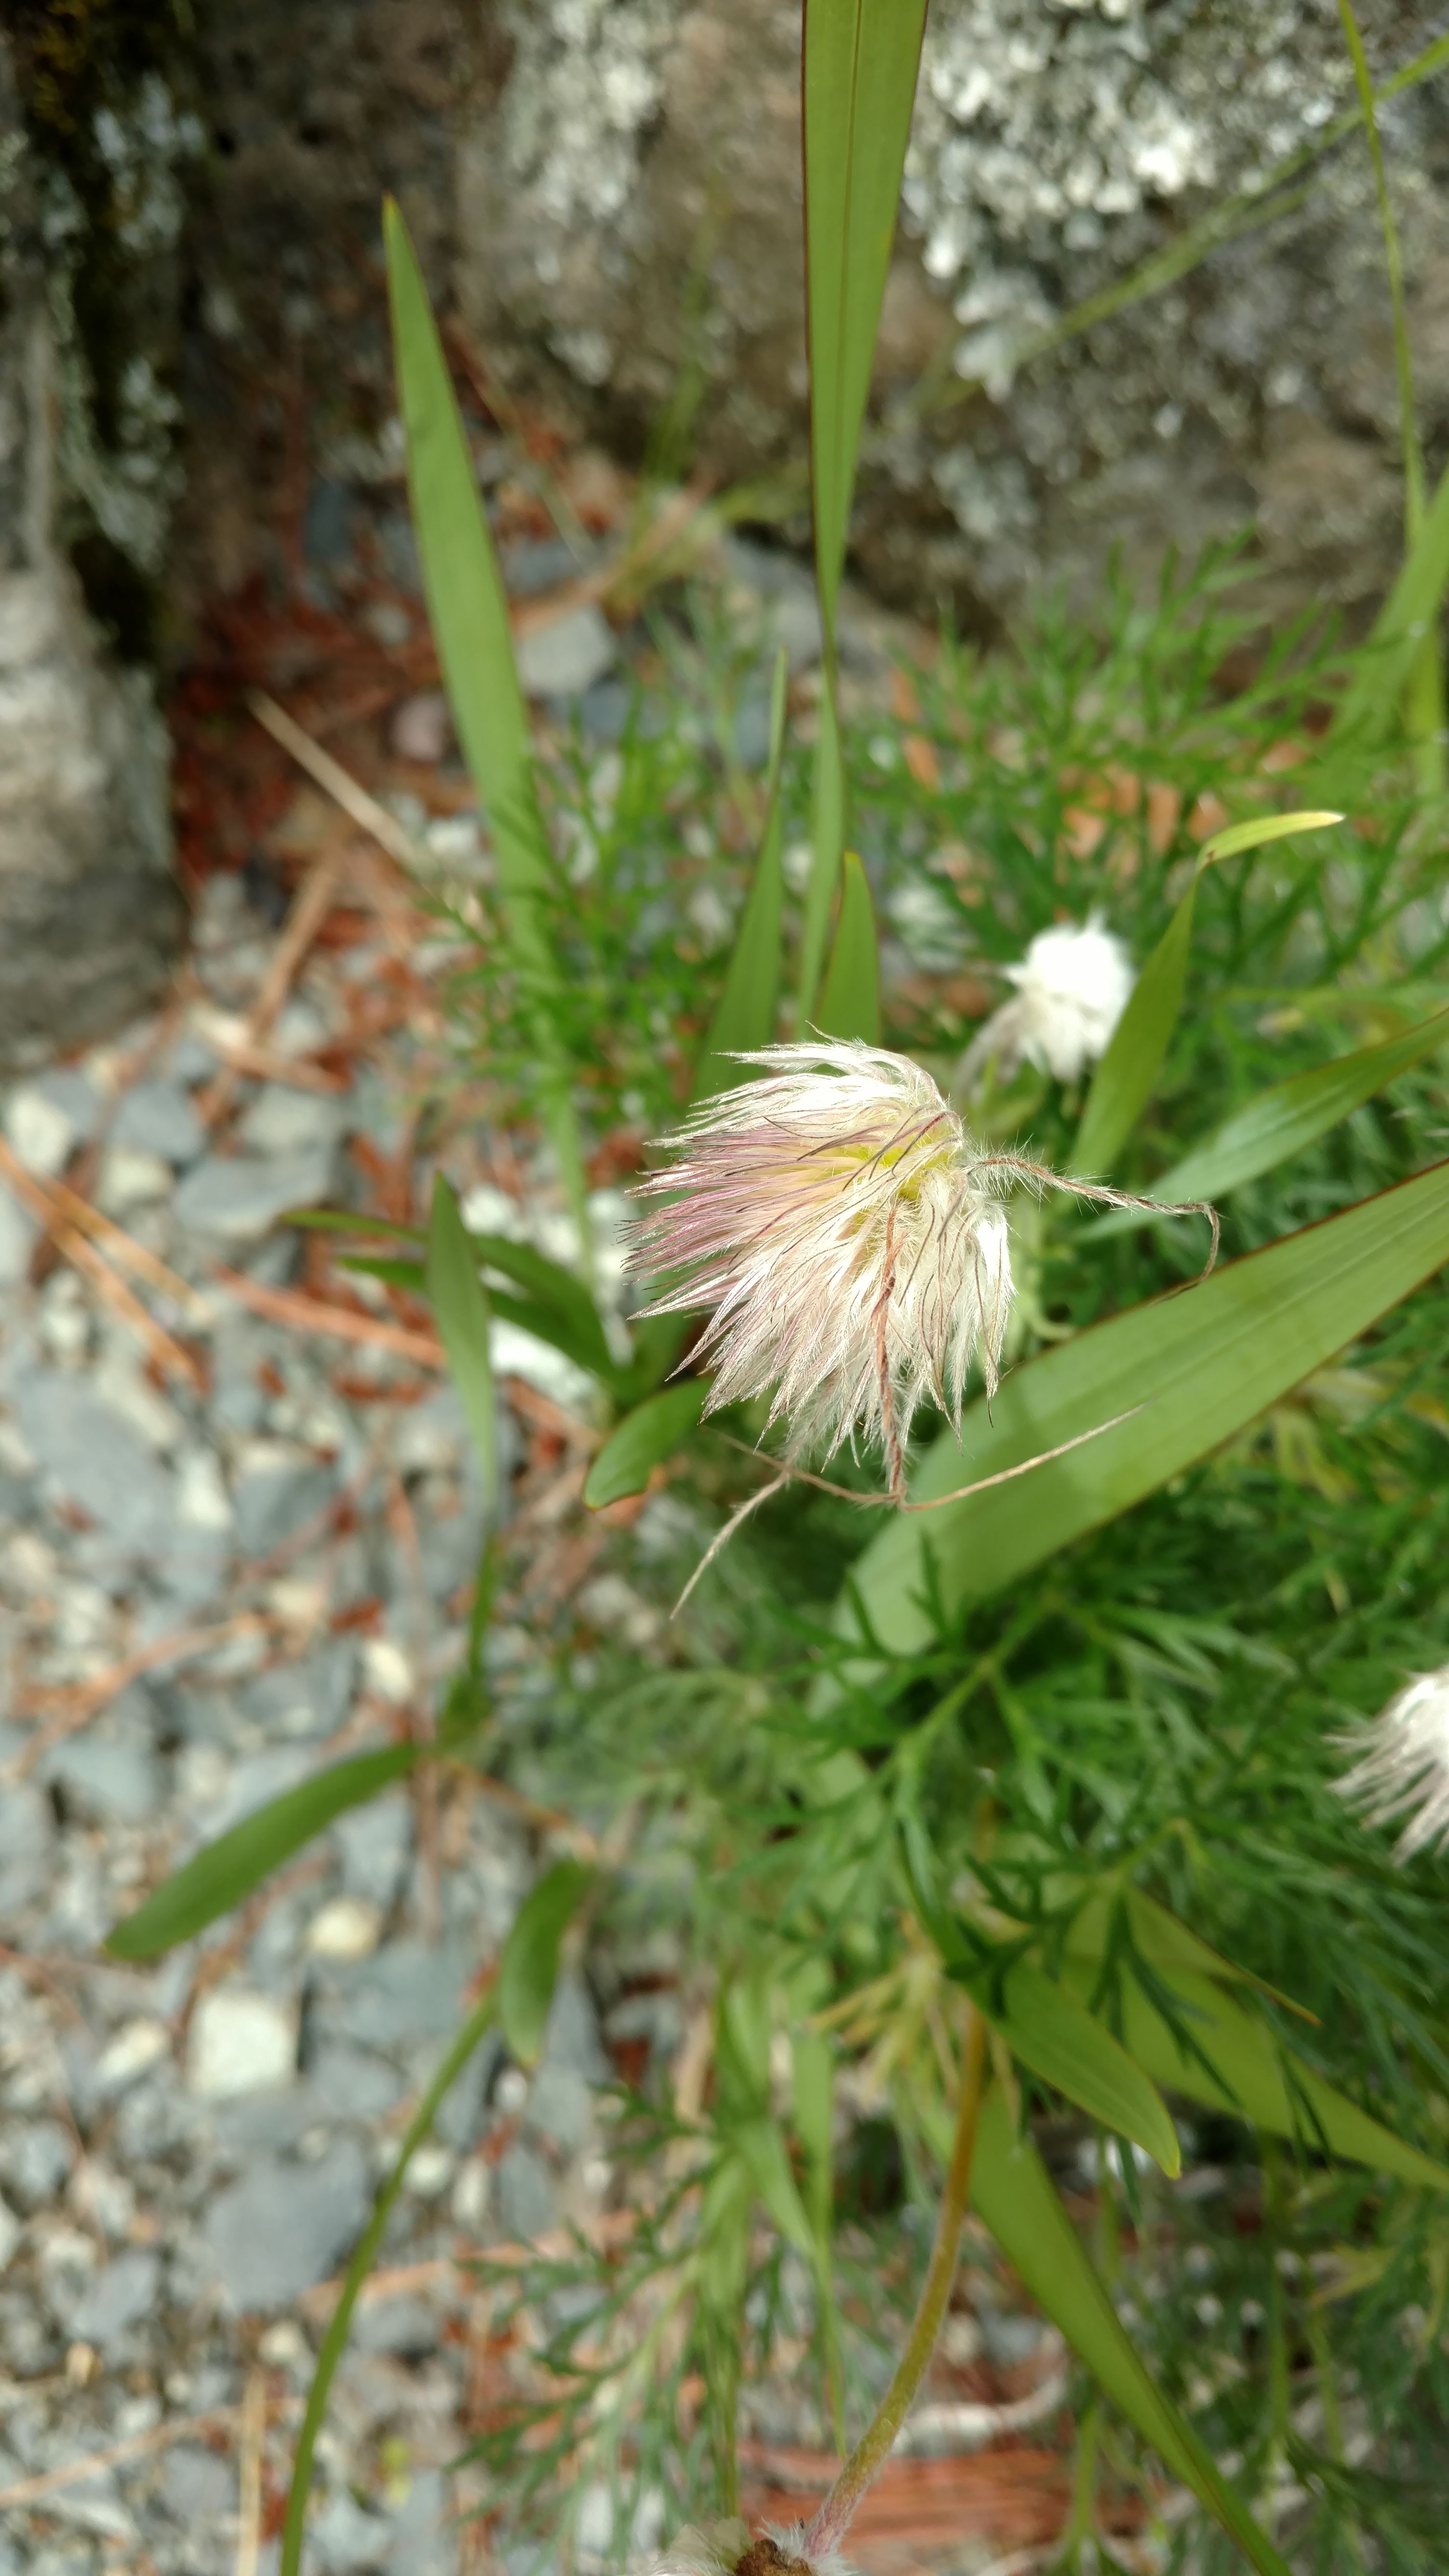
[1336,1665,1449,1861]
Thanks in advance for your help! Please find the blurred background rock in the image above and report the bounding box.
[4,0,1447,1060]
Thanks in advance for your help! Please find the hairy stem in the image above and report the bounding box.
[803,2004,987,2558]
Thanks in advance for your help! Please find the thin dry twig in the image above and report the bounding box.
[0,1135,203,1387]
[8,1612,269,1773]
[0,2407,239,2510]
[249,690,419,867]
[10,1147,211,1323]
[214,1266,445,1367]
[197,814,347,1127]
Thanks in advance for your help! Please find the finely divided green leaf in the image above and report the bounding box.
[966,2089,1292,2576]
[816,850,882,1043]
[498,1859,593,2067]
[104,1746,419,1959]
[427,1176,497,1510]
[844,1157,1449,1660]
[1145,1008,1449,1207]
[693,647,788,1102]
[584,1380,707,1509]
[961,1961,1180,2175]
[1072,876,1197,1178]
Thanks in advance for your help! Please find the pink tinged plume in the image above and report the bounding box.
[627,1043,1014,1499]
[1336,1664,1449,1861]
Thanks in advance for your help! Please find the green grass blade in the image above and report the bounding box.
[965,2090,1292,2576]
[1073,813,1342,1177]
[281,1989,499,2576]
[803,0,928,634]
[468,1231,618,1386]
[584,1381,707,1509]
[843,1155,1449,1660]
[104,1746,419,1959]
[1062,1959,1449,2194]
[384,200,588,1237]
[797,680,846,1029]
[960,1962,1180,2174]
[1333,453,1449,747]
[498,1859,594,2066]
[1142,1007,1449,1207]
[1338,0,1445,794]
[693,648,789,1103]
[1072,877,1197,1179]
[427,1176,497,1511]
[816,850,881,1043]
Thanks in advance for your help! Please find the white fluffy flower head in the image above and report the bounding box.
[650,2521,854,2576]
[629,1043,1013,1488]
[961,912,1135,1089]
[1335,1664,1449,1861]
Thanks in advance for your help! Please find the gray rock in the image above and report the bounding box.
[308,2045,404,2123]
[0,1781,54,1919]
[63,2248,161,2352]
[31,1066,105,1147]
[353,2291,440,2357]
[495,2141,557,2244]
[0,2117,74,2208]
[311,2489,394,2571]
[515,605,617,702]
[542,1972,609,2084]
[317,1937,472,2053]
[434,2029,501,2151]
[232,1454,336,1558]
[9,1372,174,1553]
[203,2140,370,2309]
[0,1187,37,1287]
[208,2083,327,2155]
[241,1641,356,1742]
[173,1147,335,1245]
[526,2065,594,2157]
[110,1077,205,1165]
[382,2469,453,2576]
[43,1723,166,1827]
[161,2445,236,2523]
[236,1085,345,1157]
[332,1798,414,1908]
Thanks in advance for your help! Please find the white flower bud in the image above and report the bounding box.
[959,912,1135,1090]
[1335,1665,1449,1860]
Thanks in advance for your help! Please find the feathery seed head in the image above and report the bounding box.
[1335,1664,1449,1861]
[628,1043,1012,1484]
[959,912,1134,1091]
[647,2522,854,2576]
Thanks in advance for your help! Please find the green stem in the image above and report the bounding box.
[803,2004,987,2557]
[1260,2142,1291,2537]
[280,1989,498,2576]
[1305,2302,1369,2575]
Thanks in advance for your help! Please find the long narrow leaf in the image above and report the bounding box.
[816,850,882,1043]
[498,1859,593,2066]
[1143,1008,1449,1207]
[963,2090,1292,2576]
[1333,453,1449,745]
[1060,1959,1449,2194]
[798,676,846,1030]
[844,1157,1449,1660]
[384,201,587,1234]
[584,1380,707,1510]
[803,0,928,632]
[104,1745,419,1959]
[959,1961,1180,2175]
[427,1176,497,1511]
[694,648,789,1102]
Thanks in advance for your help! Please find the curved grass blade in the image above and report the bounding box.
[798,682,846,1030]
[104,1745,419,1959]
[844,1155,1449,1660]
[384,199,587,1237]
[1141,1006,1449,1208]
[816,850,882,1044]
[1332,453,1449,749]
[584,1379,707,1509]
[963,2088,1292,2576]
[693,647,789,1103]
[1073,812,1341,1178]
[960,1961,1179,2176]
[427,1176,497,1510]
